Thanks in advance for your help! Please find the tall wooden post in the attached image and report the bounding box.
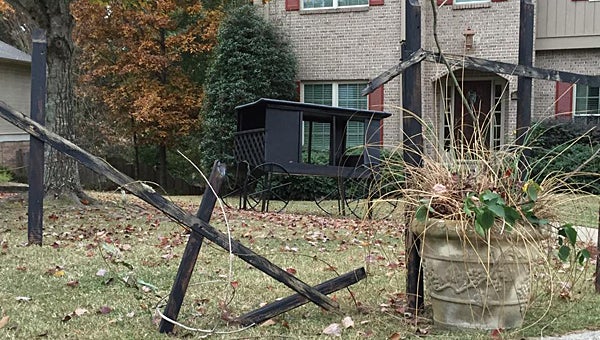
[402,0,424,313]
[27,29,47,245]
[516,0,534,147]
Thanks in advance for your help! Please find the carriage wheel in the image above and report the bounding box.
[218,162,251,210]
[343,166,398,220]
[245,163,291,213]
[313,177,343,216]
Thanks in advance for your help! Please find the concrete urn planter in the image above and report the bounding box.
[411,219,548,330]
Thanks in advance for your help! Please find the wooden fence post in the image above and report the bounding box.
[27,29,47,245]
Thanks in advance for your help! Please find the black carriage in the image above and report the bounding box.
[222,98,397,218]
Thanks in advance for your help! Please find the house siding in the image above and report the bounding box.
[0,59,31,172]
[537,0,600,50]
[261,0,404,147]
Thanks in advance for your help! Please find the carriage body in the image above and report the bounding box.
[228,98,394,217]
[234,98,391,178]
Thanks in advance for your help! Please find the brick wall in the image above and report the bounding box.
[534,48,600,121]
[262,0,404,147]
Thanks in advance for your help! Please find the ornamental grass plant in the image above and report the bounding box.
[370,96,599,329]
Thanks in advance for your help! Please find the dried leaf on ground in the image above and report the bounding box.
[0,316,9,329]
[323,323,342,336]
[260,319,277,327]
[389,332,401,340]
[62,308,88,322]
[342,316,354,329]
[98,306,113,315]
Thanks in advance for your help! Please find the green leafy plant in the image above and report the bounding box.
[0,167,13,183]
[557,223,591,265]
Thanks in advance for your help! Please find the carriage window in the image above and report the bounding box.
[574,85,600,125]
[302,82,367,152]
[302,121,330,165]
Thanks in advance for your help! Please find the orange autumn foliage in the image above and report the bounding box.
[0,0,13,13]
[72,0,222,147]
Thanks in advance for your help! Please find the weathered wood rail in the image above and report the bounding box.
[0,100,367,332]
[361,49,600,96]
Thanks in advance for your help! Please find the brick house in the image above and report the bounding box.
[0,41,30,174]
[261,0,599,152]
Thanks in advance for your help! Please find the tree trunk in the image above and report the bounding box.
[5,0,86,201]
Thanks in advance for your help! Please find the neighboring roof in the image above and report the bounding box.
[0,40,31,64]
[236,98,392,120]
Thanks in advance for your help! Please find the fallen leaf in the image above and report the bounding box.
[342,316,354,329]
[74,308,88,316]
[96,269,107,277]
[66,280,79,288]
[126,311,135,318]
[230,281,239,289]
[389,332,401,340]
[62,308,88,322]
[15,266,27,271]
[15,296,31,302]
[260,319,277,327]
[323,323,342,336]
[285,267,297,275]
[53,270,65,278]
[98,306,112,315]
[0,316,9,329]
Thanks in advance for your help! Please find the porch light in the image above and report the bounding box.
[463,27,476,50]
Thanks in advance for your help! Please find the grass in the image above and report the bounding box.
[0,191,599,339]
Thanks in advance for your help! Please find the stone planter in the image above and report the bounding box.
[411,219,548,330]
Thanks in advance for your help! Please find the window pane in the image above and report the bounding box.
[346,121,364,149]
[303,0,333,8]
[338,83,367,110]
[304,84,333,106]
[339,0,368,6]
[303,121,330,151]
[574,85,600,118]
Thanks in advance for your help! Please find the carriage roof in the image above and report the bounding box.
[235,98,392,121]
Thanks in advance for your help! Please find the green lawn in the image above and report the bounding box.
[0,192,599,339]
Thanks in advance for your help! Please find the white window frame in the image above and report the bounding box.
[572,84,600,123]
[300,82,369,108]
[301,0,368,10]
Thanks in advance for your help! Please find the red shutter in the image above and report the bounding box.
[286,0,300,11]
[368,85,384,111]
[437,0,453,5]
[369,0,384,6]
[555,82,574,120]
[368,86,384,144]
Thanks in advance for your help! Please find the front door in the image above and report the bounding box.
[452,80,493,149]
